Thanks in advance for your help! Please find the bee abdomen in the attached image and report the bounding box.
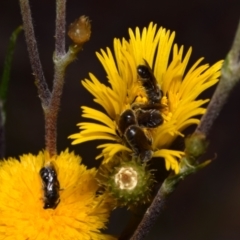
[124,125,152,162]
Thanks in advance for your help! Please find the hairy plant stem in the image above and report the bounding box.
[46,45,80,155]
[45,0,66,156]
[129,188,167,240]
[19,0,51,108]
[19,0,80,156]
[55,0,66,56]
[130,22,240,240]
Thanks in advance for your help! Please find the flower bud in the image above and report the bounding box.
[100,157,155,207]
[68,16,91,45]
[185,133,208,159]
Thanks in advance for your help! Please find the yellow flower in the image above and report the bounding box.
[69,23,222,173]
[0,150,115,240]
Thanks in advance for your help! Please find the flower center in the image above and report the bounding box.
[114,167,138,190]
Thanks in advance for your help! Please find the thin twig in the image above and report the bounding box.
[45,60,66,156]
[45,11,92,156]
[130,187,167,240]
[44,0,67,156]
[45,2,87,156]
[55,0,66,57]
[130,22,240,240]
[19,0,51,108]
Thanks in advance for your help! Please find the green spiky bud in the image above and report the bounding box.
[105,159,155,207]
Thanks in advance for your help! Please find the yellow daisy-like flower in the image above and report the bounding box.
[0,150,115,240]
[69,23,222,173]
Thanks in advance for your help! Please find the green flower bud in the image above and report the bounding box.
[185,133,209,159]
[104,158,155,207]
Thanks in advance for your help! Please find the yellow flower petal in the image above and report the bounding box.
[70,23,222,172]
[0,150,115,240]
[153,149,184,173]
[96,143,132,164]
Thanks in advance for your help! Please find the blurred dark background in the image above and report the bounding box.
[1,0,240,239]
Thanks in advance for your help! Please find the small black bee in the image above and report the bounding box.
[135,61,164,129]
[118,109,153,162]
[137,61,162,104]
[40,163,60,209]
